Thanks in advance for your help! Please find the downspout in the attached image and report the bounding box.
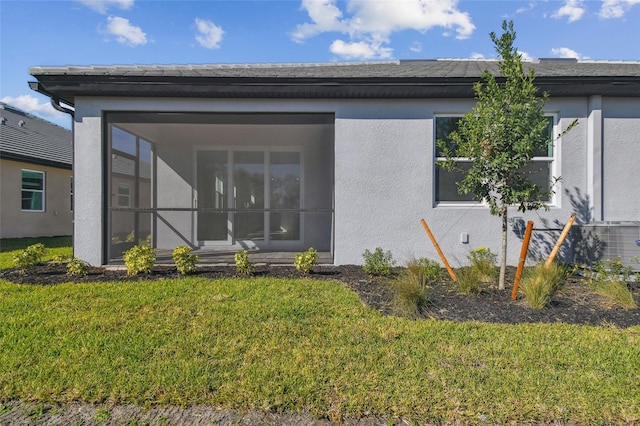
[50,97,76,257]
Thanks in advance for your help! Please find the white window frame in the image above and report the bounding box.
[117,183,131,208]
[434,113,560,208]
[21,169,45,212]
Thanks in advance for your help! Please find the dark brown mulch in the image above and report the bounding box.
[2,264,639,328]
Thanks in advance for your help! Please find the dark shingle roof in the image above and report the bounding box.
[29,59,640,105]
[0,102,72,169]
[28,59,640,78]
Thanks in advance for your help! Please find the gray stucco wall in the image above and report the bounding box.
[71,96,638,267]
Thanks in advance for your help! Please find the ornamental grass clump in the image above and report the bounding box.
[172,246,198,275]
[294,247,318,274]
[234,250,253,276]
[13,243,46,274]
[390,272,429,319]
[581,259,637,310]
[455,266,482,295]
[520,263,565,309]
[468,246,498,283]
[123,243,156,276]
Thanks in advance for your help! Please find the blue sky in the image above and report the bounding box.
[2,0,639,129]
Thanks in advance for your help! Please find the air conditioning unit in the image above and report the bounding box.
[576,221,640,271]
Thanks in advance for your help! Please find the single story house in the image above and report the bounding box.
[0,102,73,239]
[28,59,640,267]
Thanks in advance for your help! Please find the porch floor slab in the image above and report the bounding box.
[108,249,334,267]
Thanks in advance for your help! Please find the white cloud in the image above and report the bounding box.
[552,0,585,22]
[551,47,584,59]
[470,52,485,59]
[515,1,537,14]
[104,16,147,46]
[330,39,393,59]
[519,50,535,62]
[76,0,134,14]
[409,41,422,53]
[600,0,640,18]
[292,0,475,59]
[195,18,225,49]
[1,95,66,120]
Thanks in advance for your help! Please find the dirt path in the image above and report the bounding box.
[1,400,396,426]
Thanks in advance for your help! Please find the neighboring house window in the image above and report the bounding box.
[21,169,45,212]
[434,115,556,204]
[117,183,131,207]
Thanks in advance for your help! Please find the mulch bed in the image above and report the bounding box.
[2,264,639,328]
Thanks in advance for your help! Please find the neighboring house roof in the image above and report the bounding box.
[29,59,640,105]
[0,102,72,169]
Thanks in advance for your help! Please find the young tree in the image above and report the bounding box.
[437,20,577,290]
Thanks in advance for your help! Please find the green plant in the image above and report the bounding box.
[593,280,637,310]
[49,254,69,266]
[468,246,497,282]
[390,272,429,319]
[12,243,47,274]
[122,243,156,276]
[66,257,90,277]
[520,263,565,309]
[455,266,482,295]
[436,21,577,290]
[94,408,110,423]
[234,250,253,276]
[580,258,637,310]
[294,247,318,274]
[362,247,395,276]
[406,257,442,287]
[172,246,198,275]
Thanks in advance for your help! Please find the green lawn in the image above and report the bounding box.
[1,276,638,424]
[0,236,72,269]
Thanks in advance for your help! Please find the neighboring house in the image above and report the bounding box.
[0,102,72,239]
[28,59,640,267]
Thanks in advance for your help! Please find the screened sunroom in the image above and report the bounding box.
[106,112,335,263]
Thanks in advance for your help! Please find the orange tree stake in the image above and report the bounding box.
[420,218,457,282]
[512,220,534,300]
[545,214,576,267]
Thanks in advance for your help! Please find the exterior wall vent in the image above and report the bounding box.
[576,221,640,271]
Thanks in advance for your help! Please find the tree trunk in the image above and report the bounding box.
[499,209,508,290]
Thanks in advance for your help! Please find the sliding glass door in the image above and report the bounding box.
[196,149,301,246]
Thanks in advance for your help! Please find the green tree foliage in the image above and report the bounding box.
[438,20,577,290]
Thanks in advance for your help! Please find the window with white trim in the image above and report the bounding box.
[21,169,45,212]
[435,115,556,204]
[117,183,131,207]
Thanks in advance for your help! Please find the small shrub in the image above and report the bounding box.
[468,246,497,282]
[172,245,198,275]
[13,243,47,274]
[234,250,253,276]
[66,257,90,277]
[520,263,565,309]
[49,254,69,266]
[406,257,442,287]
[390,273,429,319]
[123,243,156,276]
[362,247,395,276]
[295,247,318,274]
[455,266,482,295]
